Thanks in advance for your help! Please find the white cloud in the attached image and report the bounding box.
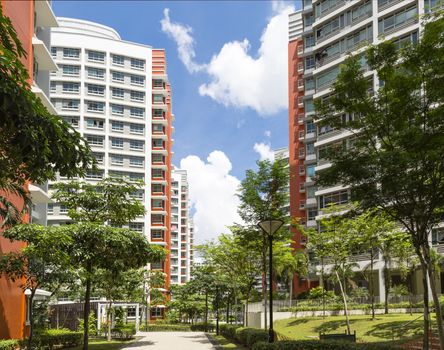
[264,130,271,138]
[180,151,242,244]
[160,8,205,73]
[161,3,295,116]
[253,142,275,162]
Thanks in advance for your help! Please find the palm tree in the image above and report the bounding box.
[0,182,31,228]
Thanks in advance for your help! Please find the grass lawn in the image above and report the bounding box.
[208,334,248,349]
[274,313,425,343]
[69,337,141,350]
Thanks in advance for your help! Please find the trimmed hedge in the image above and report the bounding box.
[0,340,18,350]
[220,324,241,339]
[34,329,83,350]
[143,324,192,332]
[252,340,400,350]
[111,324,136,340]
[279,302,423,313]
[190,323,215,332]
[233,327,269,349]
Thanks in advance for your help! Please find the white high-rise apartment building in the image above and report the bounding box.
[289,0,442,299]
[48,19,174,317]
[170,168,194,285]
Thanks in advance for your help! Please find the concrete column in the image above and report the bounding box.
[97,304,101,332]
[378,268,385,304]
[135,304,140,332]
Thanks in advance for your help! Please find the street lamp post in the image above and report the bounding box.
[258,219,284,343]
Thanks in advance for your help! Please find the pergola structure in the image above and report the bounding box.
[97,302,140,333]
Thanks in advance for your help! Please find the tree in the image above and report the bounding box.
[0,225,73,348]
[237,159,290,329]
[0,5,93,227]
[142,270,167,328]
[314,14,444,349]
[51,178,158,350]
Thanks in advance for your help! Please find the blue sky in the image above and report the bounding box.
[52,0,299,242]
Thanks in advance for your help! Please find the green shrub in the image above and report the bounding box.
[111,324,136,340]
[190,322,215,332]
[220,324,241,339]
[245,329,268,348]
[235,327,249,345]
[252,340,400,350]
[33,328,83,350]
[142,324,192,332]
[0,340,18,350]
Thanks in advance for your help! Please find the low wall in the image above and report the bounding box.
[246,308,423,329]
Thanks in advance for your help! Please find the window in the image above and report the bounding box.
[152,124,164,133]
[152,154,164,164]
[63,83,80,93]
[153,94,164,103]
[432,228,444,245]
[130,107,144,118]
[62,65,80,76]
[61,100,79,111]
[93,153,104,164]
[130,91,144,102]
[307,165,315,177]
[305,78,315,90]
[111,104,124,115]
[63,48,80,59]
[130,157,144,167]
[131,190,144,199]
[319,190,349,209]
[47,203,54,214]
[50,82,56,93]
[86,101,105,112]
[111,138,123,148]
[130,123,144,134]
[394,31,418,50]
[152,139,163,148]
[130,140,144,150]
[112,88,124,99]
[152,184,164,193]
[151,214,164,224]
[317,66,339,89]
[306,121,316,134]
[307,186,316,198]
[305,56,315,70]
[86,170,103,180]
[305,35,315,48]
[130,58,145,70]
[153,109,163,118]
[152,169,164,178]
[86,119,104,129]
[87,84,105,96]
[305,99,314,113]
[88,50,105,62]
[378,6,417,34]
[62,116,79,127]
[306,143,315,155]
[86,135,104,146]
[111,121,124,132]
[151,230,164,239]
[130,222,144,232]
[59,205,68,214]
[131,75,145,86]
[308,208,318,220]
[153,199,164,209]
[111,155,124,165]
[51,47,57,58]
[112,71,124,82]
[87,67,105,79]
[112,54,124,66]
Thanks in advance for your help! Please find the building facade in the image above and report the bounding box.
[288,0,442,300]
[48,18,173,319]
[0,0,56,339]
[170,168,194,285]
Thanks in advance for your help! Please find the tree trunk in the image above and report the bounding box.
[370,249,375,320]
[245,292,249,327]
[335,270,351,335]
[383,259,390,314]
[263,251,268,330]
[27,289,36,350]
[289,278,293,308]
[424,246,444,350]
[83,262,92,350]
[106,301,112,341]
[205,290,208,325]
[419,257,430,350]
[321,259,325,319]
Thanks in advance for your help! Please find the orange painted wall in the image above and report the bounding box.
[0,1,33,340]
[288,38,312,297]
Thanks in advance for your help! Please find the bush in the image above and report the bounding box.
[34,329,83,350]
[0,340,18,350]
[142,324,191,332]
[234,327,268,348]
[252,340,400,350]
[220,324,241,339]
[111,324,136,340]
[190,322,215,332]
[235,327,249,345]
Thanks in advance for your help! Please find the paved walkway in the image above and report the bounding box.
[120,332,219,350]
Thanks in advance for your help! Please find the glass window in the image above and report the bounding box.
[306,121,316,134]
[153,109,164,118]
[51,47,57,58]
[153,139,163,148]
[130,107,144,118]
[62,65,80,76]
[111,104,124,115]
[111,138,124,148]
[152,124,164,133]
[151,230,164,239]
[131,58,145,70]
[112,88,124,99]
[130,91,144,102]
[93,153,104,164]
[306,143,315,155]
[130,222,144,232]
[152,154,164,163]
[63,48,80,59]
[130,123,144,134]
[111,121,124,132]
[62,83,79,93]
[320,190,349,209]
[112,54,124,66]
[152,169,164,178]
[307,165,315,177]
[87,84,105,96]
[86,101,104,112]
[112,71,124,82]
[88,50,105,62]
[62,116,79,127]
[86,119,104,129]
[305,78,315,90]
[111,155,124,165]
[130,157,144,167]
[86,135,104,146]
[87,67,105,79]
[305,56,315,70]
[131,75,145,86]
[61,100,79,110]
[130,140,144,150]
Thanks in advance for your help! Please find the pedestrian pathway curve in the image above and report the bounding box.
[120,332,220,350]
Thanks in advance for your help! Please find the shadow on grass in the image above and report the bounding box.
[313,319,360,334]
[364,319,423,341]
[287,318,310,327]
